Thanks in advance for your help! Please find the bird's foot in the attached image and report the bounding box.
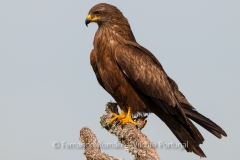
[109,110,126,124]
[120,107,137,126]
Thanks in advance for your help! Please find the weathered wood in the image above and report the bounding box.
[80,102,160,160]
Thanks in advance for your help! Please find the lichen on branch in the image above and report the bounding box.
[80,102,160,160]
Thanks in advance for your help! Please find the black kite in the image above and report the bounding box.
[85,3,227,157]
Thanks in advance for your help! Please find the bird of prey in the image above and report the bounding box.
[85,3,227,157]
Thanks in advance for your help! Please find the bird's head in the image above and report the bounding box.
[85,3,127,27]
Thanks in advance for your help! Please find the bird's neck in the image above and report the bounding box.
[97,22,136,43]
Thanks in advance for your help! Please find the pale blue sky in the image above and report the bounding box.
[0,0,239,159]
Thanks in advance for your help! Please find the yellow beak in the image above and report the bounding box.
[85,14,100,26]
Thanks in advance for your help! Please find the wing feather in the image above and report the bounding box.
[115,44,176,106]
[115,45,206,147]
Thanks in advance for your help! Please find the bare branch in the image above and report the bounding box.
[80,127,122,160]
[80,102,160,160]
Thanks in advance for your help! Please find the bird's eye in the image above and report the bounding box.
[94,11,100,16]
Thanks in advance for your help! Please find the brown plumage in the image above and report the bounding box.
[86,3,227,157]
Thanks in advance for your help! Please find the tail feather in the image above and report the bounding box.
[182,105,227,138]
[151,100,206,157]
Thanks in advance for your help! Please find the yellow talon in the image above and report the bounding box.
[109,110,126,124]
[120,107,137,126]
[109,108,136,125]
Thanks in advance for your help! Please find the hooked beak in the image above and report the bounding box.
[85,18,91,27]
[85,14,100,27]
